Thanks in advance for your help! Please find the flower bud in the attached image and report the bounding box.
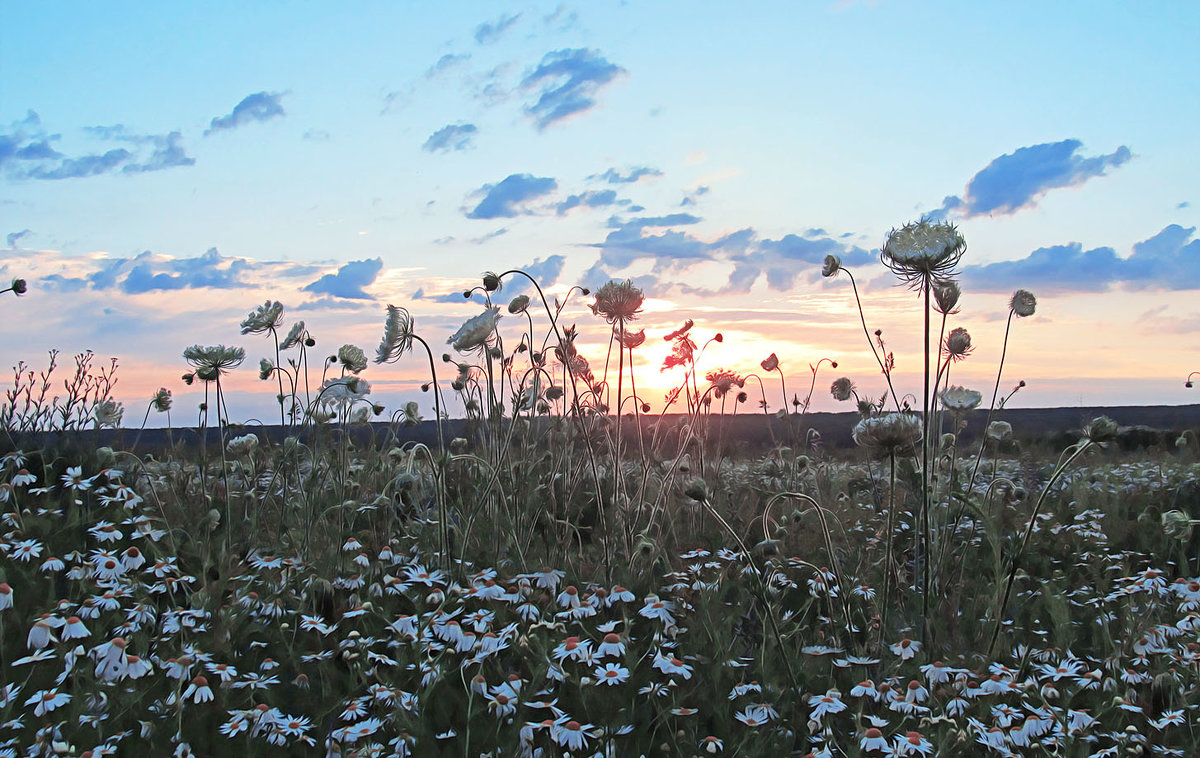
[1162,510,1194,541]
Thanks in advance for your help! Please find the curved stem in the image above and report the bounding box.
[844,270,901,411]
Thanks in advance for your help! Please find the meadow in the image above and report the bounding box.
[2,221,1199,757]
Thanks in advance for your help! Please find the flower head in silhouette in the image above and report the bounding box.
[590,279,644,324]
[881,220,965,288]
[376,305,414,364]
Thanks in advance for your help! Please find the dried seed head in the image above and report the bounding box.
[1010,289,1037,317]
[945,327,973,360]
[822,254,841,278]
[831,377,855,402]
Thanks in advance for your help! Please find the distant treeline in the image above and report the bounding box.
[8,405,1200,457]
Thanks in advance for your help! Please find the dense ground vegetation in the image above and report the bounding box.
[2,224,1199,756]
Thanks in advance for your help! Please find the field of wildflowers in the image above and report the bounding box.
[2,221,1199,756]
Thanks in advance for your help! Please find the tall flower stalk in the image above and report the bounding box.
[880,220,966,639]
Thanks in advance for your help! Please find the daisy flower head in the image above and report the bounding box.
[26,688,71,717]
[11,539,43,562]
[593,662,630,686]
[889,637,921,660]
[894,730,933,756]
[596,632,625,659]
[808,690,847,722]
[182,675,214,704]
[639,595,676,625]
[734,705,773,727]
[860,727,890,753]
[552,719,595,751]
[652,651,693,679]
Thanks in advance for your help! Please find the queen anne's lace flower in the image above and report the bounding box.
[448,307,502,353]
[853,413,922,454]
[590,279,644,324]
[376,305,414,364]
[240,300,285,335]
[881,220,965,288]
[940,385,982,411]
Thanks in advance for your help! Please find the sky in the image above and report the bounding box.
[3,1,1199,426]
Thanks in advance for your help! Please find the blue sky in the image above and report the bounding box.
[3,1,1199,420]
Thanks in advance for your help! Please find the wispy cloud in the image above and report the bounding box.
[205,91,286,136]
[962,224,1200,293]
[6,229,32,248]
[1,112,194,180]
[302,258,384,300]
[465,173,558,219]
[32,247,266,294]
[935,139,1132,219]
[556,189,621,215]
[680,185,710,207]
[521,49,624,129]
[587,214,875,296]
[424,53,471,78]
[592,166,662,184]
[422,123,478,153]
[475,13,521,44]
[543,4,579,32]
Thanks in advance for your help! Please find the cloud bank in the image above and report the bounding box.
[302,258,384,300]
[466,173,558,219]
[1,112,195,180]
[962,225,1200,293]
[935,139,1132,219]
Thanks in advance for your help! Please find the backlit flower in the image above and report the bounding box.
[152,387,172,412]
[944,327,972,360]
[338,344,368,374]
[93,400,124,428]
[706,369,745,399]
[281,320,309,350]
[184,345,245,378]
[376,305,415,363]
[881,220,965,288]
[940,385,981,411]
[240,300,285,335]
[831,377,855,402]
[448,307,502,353]
[590,279,644,324]
[761,353,779,372]
[853,413,922,454]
